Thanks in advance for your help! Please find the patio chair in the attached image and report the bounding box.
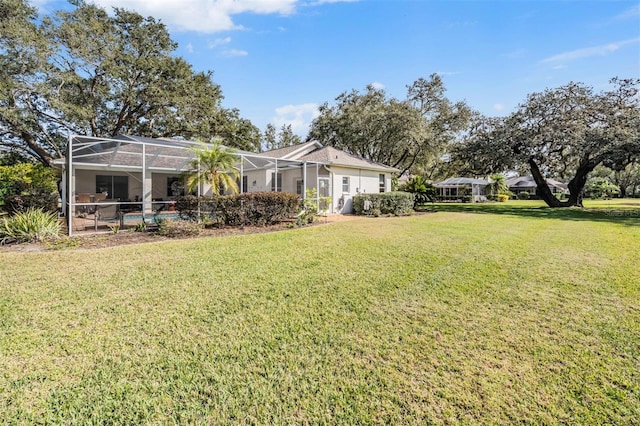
[94,193,107,202]
[76,193,91,215]
[94,200,123,231]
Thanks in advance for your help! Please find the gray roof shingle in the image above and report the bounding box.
[298,146,398,172]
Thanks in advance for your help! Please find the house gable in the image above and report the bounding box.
[260,141,323,160]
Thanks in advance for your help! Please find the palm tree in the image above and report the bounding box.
[488,173,509,196]
[183,140,240,195]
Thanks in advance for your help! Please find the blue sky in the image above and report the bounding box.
[37,0,640,137]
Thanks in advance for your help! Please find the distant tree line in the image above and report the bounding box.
[309,76,639,208]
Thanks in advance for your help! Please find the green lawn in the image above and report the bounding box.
[1,202,638,424]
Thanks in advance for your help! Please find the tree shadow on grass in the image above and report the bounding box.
[422,203,640,227]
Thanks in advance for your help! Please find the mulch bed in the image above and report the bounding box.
[0,222,303,253]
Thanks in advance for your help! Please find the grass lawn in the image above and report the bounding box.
[1,202,638,423]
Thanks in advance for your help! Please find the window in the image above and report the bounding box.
[96,175,128,200]
[296,179,303,195]
[271,173,282,192]
[342,176,350,193]
[379,174,386,193]
[167,177,185,197]
[242,176,248,193]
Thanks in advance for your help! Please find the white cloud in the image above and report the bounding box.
[435,71,461,77]
[37,0,357,33]
[493,103,504,112]
[222,49,248,57]
[208,37,232,48]
[615,5,640,20]
[541,38,640,64]
[504,49,526,59]
[186,42,194,53]
[90,0,298,33]
[273,103,320,136]
[371,81,385,90]
[306,0,359,4]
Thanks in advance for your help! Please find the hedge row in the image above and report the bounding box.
[175,192,301,226]
[353,192,414,216]
[1,163,59,214]
[3,193,58,215]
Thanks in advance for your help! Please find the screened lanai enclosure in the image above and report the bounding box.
[58,135,328,236]
[434,177,490,202]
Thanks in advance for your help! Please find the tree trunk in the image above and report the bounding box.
[21,131,53,167]
[529,158,563,207]
[565,164,592,207]
[619,186,627,198]
[528,158,591,208]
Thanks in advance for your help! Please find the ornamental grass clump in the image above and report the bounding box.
[0,208,61,243]
[157,219,202,237]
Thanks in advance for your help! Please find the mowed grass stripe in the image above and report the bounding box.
[0,209,638,423]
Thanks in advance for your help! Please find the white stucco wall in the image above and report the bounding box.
[242,166,328,196]
[327,166,391,213]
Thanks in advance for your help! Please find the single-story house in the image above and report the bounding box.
[506,175,567,198]
[434,177,490,202]
[257,141,397,213]
[56,135,397,235]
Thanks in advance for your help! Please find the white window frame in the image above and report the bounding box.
[342,176,350,193]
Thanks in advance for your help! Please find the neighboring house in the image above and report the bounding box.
[434,177,490,202]
[506,175,567,198]
[57,135,397,235]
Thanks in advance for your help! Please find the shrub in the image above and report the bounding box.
[586,178,620,199]
[3,193,58,214]
[0,163,59,213]
[132,222,147,232]
[175,195,202,220]
[353,192,414,216]
[176,192,301,227]
[496,194,509,202]
[298,188,320,225]
[216,192,299,226]
[296,188,332,225]
[398,176,436,206]
[0,208,61,243]
[518,191,530,200]
[157,219,202,237]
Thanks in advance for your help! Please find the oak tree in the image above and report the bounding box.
[308,75,471,177]
[454,79,640,207]
[0,0,259,165]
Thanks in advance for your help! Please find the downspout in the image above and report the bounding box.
[67,134,73,237]
[240,154,244,193]
[141,143,146,223]
[302,161,307,200]
[197,158,201,220]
